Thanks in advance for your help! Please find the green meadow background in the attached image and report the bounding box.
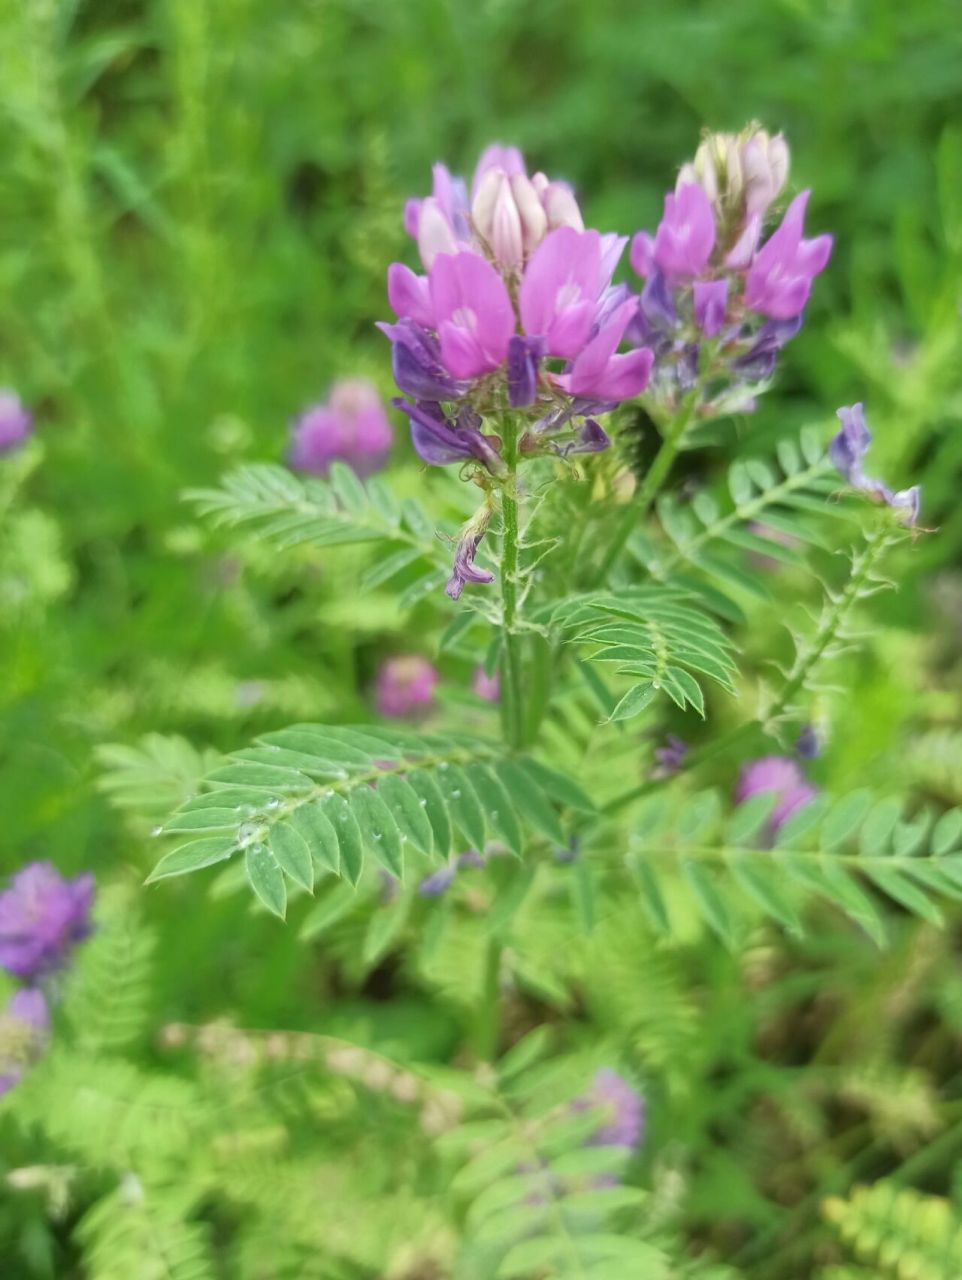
[1,0,962,1275]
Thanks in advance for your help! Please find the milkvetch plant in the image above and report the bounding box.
[146,127,946,959]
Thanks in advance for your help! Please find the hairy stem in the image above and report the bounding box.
[595,393,697,582]
[499,417,525,751]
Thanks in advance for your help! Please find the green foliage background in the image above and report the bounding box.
[1,0,962,1276]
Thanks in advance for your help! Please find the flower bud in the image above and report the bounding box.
[740,131,790,217]
[510,173,548,253]
[543,181,584,232]
[471,169,523,266]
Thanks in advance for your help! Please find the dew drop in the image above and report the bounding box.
[265,797,281,810]
[438,762,449,771]
[239,805,255,819]
[373,832,383,842]
[451,789,461,799]
[418,798,428,807]
[150,825,163,838]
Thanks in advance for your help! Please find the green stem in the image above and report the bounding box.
[499,418,525,751]
[471,938,503,1061]
[602,520,896,816]
[595,394,697,582]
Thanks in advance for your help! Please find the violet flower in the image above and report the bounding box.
[289,380,393,476]
[391,399,504,474]
[693,279,729,337]
[0,391,33,453]
[735,755,817,834]
[0,988,49,1096]
[743,191,833,320]
[418,850,485,898]
[654,734,688,777]
[0,862,95,982]
[587,1069,646,1150]
[374,656,439,718]
[830,403,921,525]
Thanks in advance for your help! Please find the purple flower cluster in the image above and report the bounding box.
[374,656,439,718]
[735,755,817,835]
[289,379,393,477]
[629,128,832,414]
[0,861,95,1097]
[830,403,921,525]
[0,862,95,981]
[383,145,653,478]
[0,390,33,454]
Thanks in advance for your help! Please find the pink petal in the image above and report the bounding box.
[387,263,435,328]
[437,321,489,379]
[545,299,595,358]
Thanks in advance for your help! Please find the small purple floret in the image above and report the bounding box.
[374,657,439,718]
[0,861,95,982]
[735,755,817,833]
[830,403,921,525]
[585,1069,646,1150]
[0,390,33,453]
[289,380,393,477]
[0,988,50,1096]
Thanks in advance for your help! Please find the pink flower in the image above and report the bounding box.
[429,252,515,379]
[375,657,439,718]
[289,380,393,476]
[554,300,653,402]
[744,191,833,320]
[653,183,716,278]
[735,755,817,833]
[519,228,613,358]
[0,390,33,453]
[472,667,500,702]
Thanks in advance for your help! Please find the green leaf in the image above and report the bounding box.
[270,822,314,892]
[299,883,357,940]
[407,769,452,858]
[495,760,565,846]
[350,785,404,876]
[146,837,237,883]
[464,763,524,856]
[321,793,365,885]
[933,809,962,855]
[290,801,341,874]
[607,683,658,722]
[822,790,874,851]
[377,774,434,855]
[245,844,287,918]
[436,764,486,850]
[682,861,734,946]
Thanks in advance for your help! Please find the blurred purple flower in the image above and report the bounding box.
[581,1069,646,1150]
[795,723,821,759]
[0,988,49,1096]
[289,380,393,476]
[0,862,95,982]
[735,755,817,833]
[654,734,688,776]
[472,667,500,702]
[418,850,485,897]
[0,391,33,454]
[374,656,439,718]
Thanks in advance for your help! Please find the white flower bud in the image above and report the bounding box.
[543,181,584,232]
[510,172,548,253]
